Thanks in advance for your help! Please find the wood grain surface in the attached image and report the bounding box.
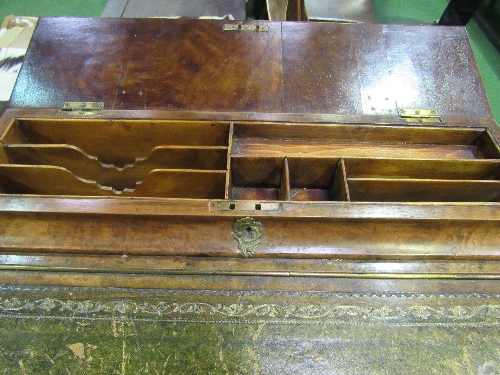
[282,23,492,119]
[11,18,283,112]
[4,119,230,163]
[4,144,228,188]
[9,19,494,121]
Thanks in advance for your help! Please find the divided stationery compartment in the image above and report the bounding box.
[0,119,230,198]
[344,158,500,202]
[230,156,349,201]
[229,156,500,202]
[229,123,500,202]
[0,118,499,202]
[231,123,500,159]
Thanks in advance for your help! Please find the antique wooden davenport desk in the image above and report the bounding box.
[0,18,499,373]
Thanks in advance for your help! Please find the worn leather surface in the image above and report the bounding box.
[1,286,500,374]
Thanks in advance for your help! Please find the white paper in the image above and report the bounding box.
[0,47,26,101]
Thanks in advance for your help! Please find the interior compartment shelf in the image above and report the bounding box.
[0,119,231,197]
[288,157,349,201]
[342,158,500,180]
[232,123,500,160]
[2,119,230,165]
[229,155,500,202]
[230,156,350,201]
[347,178,500,202]
[3,144,228,190]
[230,156,287,200]
[0,117,499,203]
[0,165,226,198]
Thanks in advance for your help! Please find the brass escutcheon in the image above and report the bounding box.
[233,217,263,258]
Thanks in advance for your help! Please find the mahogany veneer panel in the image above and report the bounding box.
[282,23,492,119]
[1,210,498,259]
[10,19,493,121]
[10,18,283,112]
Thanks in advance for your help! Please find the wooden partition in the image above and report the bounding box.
[1,118,499,203]
[0,119,230,197]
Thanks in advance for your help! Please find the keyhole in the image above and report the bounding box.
[245,226,253,238]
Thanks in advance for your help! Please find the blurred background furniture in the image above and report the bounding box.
[263,0,373,22]
[102,0,246,19]
[305,0,373,23]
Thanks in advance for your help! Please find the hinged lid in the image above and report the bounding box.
[9,18,283,114]
[7,18,494,123]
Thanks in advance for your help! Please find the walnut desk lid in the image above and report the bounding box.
[1,18,500,292]
[282,22,493,121]
[10,17,283,113]
[9,17,494,122]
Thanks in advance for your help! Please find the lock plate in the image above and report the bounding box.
[217,202,281,211]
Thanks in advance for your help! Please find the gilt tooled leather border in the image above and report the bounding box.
[1,286,500,326]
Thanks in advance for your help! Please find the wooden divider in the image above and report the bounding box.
[0,119,231,197]
[3,119,230,163]
[0,165,227,198]
[4,144,227,190]
[1,119,500,202]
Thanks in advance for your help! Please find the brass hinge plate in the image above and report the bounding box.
[398,108,442,123]
[223,24,269,32]
[61,102,104,116]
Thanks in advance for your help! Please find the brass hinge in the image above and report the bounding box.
[398,108,442,123]
[223,23,269,32]
[60,102,104,116]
